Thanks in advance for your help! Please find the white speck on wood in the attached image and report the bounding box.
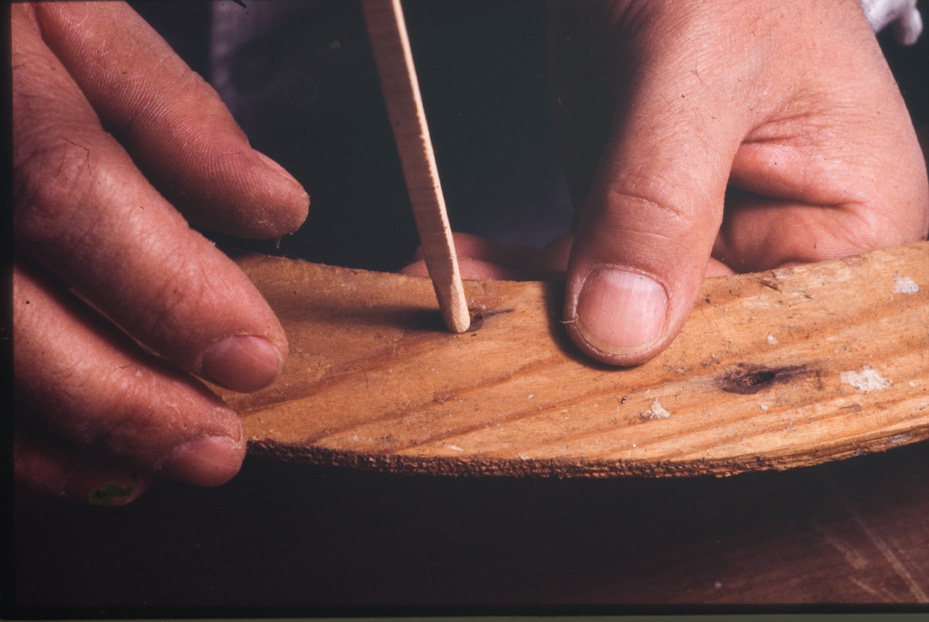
[445,444,463,452]
[766,334,779,346]
[893,271,920,294]
[642,399,671,420]
[841,366,893,393]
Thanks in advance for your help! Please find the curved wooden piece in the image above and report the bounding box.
[218,241,929,477]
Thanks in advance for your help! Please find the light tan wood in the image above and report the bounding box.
[218,241,929,477]
[361,0,469,333]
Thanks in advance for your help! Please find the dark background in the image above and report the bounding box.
[132,0,572,271]
[10,438,929,614]
[130,0,929,274]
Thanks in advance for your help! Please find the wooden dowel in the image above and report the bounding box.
[362,0,470,333]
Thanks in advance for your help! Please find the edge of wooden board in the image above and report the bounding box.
[221,241,929,478]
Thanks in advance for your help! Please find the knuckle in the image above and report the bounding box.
[815,205,910,259]
[13,134,102,247]
[141,277,199,347]
[599,171,703,226]
[125,245,247,365]
[74,368,174,461]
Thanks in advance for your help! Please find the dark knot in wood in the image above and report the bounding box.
[719,364,811,395]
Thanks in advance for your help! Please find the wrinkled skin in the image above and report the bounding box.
[13,0,928,504]
[410,0,928,366]
[13,2,309,504]
[551,0,927,366]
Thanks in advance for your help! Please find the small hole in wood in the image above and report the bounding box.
[466,310,485,332]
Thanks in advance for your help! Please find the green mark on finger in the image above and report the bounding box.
[88,482,137,507]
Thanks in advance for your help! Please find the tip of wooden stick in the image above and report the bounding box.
[445,301,471,334]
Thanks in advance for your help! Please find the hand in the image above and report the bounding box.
[13,3,309,504]
[549,0,929,365]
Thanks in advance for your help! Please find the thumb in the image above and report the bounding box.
[563,34,749,365]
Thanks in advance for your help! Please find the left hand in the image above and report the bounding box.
[13,2,309,504]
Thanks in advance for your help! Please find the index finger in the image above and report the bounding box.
[13,3,287,391]
[32,1,309,238]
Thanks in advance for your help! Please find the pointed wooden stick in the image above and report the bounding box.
[362,0,470,333]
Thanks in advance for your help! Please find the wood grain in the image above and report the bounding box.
[218,241,929,478]
[361,0,469,333]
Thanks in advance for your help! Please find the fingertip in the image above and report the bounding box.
[399,260,428,277]
[205,149,309,239]
[705,258,735,277]
[14,429,153,507]
[402,256,541,281]
[254,150,310,234]
[455,257,528,280]
[566,267,671,366]
[200,335,285,393]
[159,433,246,487]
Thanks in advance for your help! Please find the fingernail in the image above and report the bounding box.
[201,335,283,392]
[574,268,668,355]
[161,435,245,487]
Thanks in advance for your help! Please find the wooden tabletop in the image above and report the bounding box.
[11,436,929,614]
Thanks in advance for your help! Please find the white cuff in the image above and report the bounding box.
[860,0,923,45]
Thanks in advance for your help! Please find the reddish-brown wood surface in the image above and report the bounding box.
[219,241,929,477]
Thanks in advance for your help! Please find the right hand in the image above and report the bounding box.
[13,2,309,505]
[549,0,929,366]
